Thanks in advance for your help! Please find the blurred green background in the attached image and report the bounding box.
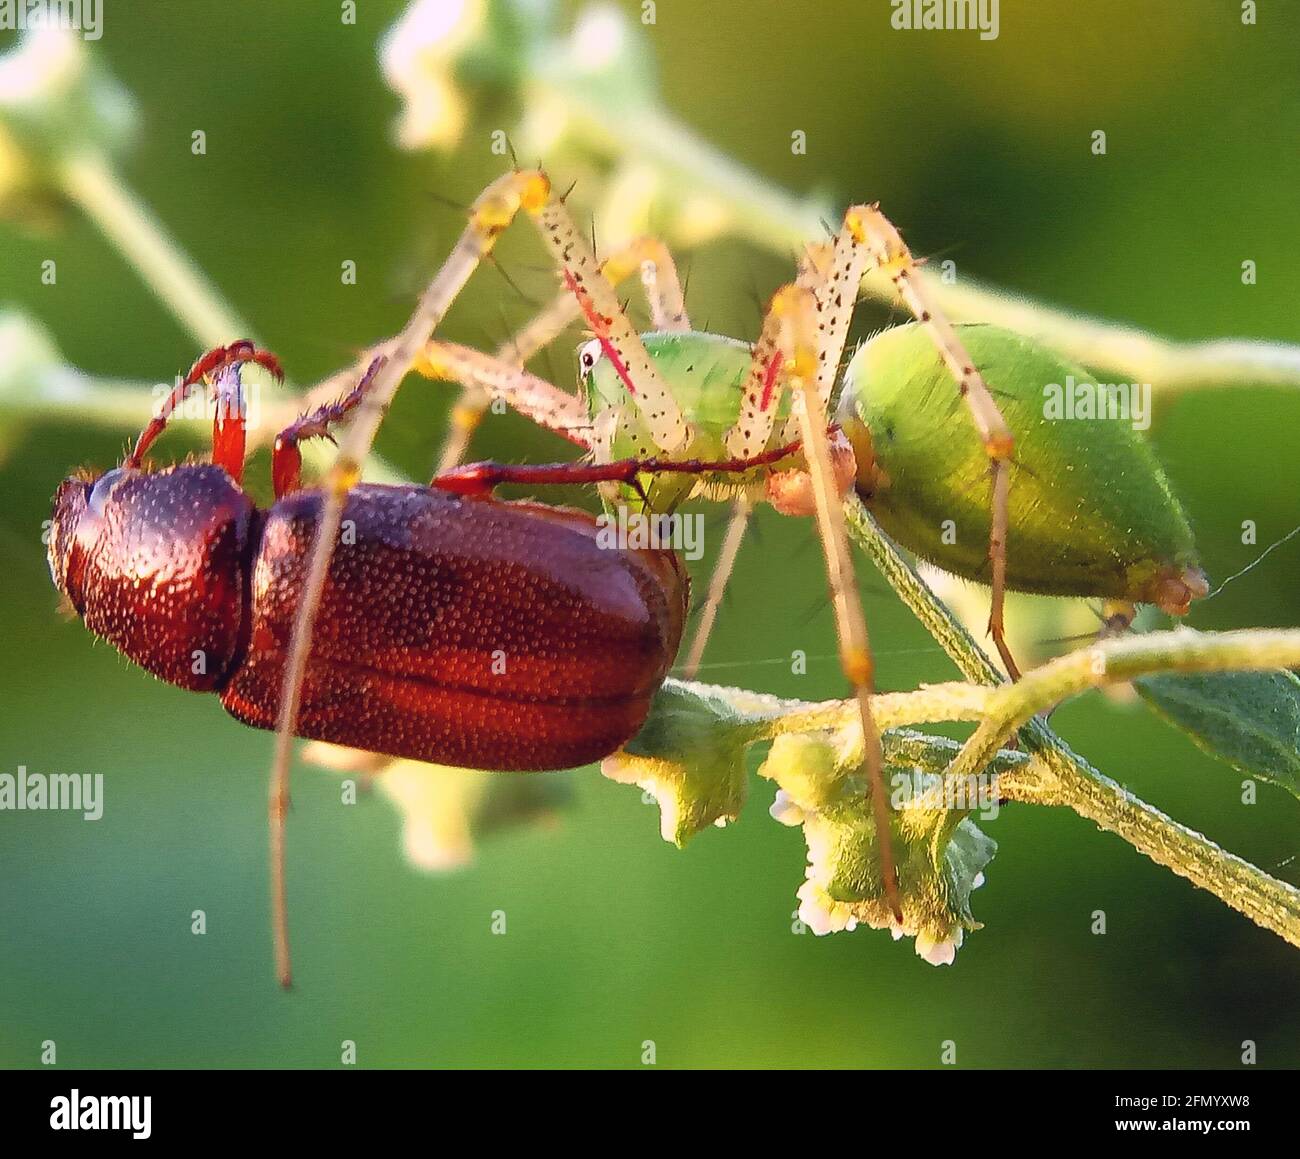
[2,0,1299,1068]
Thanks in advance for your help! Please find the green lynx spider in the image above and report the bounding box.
[270,168,1208,984]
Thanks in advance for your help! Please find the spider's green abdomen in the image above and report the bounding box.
[838,323,1206,610]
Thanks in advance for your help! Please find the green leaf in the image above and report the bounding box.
[603,682,760,846]
[1135,669,1300,797]
[759,731,997,965]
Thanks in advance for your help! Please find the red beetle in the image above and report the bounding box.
[47,343,691,771]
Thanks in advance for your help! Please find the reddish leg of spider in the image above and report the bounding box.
[432,441,802,496]
[124,340,283,473]
[272,355,387,497]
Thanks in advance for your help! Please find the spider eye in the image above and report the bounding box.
[578,339,602,374]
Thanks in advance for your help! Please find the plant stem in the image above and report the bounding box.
[842,497,1004,687]
[947,629,1300,782]
[538,78,1300,392]
[667,662,1300,949]
[1025,749,1300,949]
[58,151,254,346]
[659,679,993,738]
[53,150,404,484]
[807,501,1300,947]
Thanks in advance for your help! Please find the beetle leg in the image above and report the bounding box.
[852,204,1021,680]
[271,355,386,497]
[211,363,248,485]
[125,340,283,470]
[425,235,693,473]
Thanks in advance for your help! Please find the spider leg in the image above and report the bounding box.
[682,241,837,674]
[854,204,1020,680]
[721,272,904,925]
[680,495,752,678]
[426,236,692,472]
[418,344,593,451]
[269,169,562,988]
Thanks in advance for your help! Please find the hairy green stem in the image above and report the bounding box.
[52,150,403,484]
[1027,749,1300,949]
[842,497,1005,687]
[659,678,991,738]
[947,629,1300,782]
[834,501,1300,946]
[534,54,1300,392]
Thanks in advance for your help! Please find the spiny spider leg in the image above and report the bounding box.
[721,280,904,925]
[684,239,840,674]
[270,174,705,987]
[428,235,692,472]
[853,204,1021,680]
[628,237,691,332]
[533,203,690,456]
[680,495,752,678]
[270,168,559,988]
[417,343,593,449]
